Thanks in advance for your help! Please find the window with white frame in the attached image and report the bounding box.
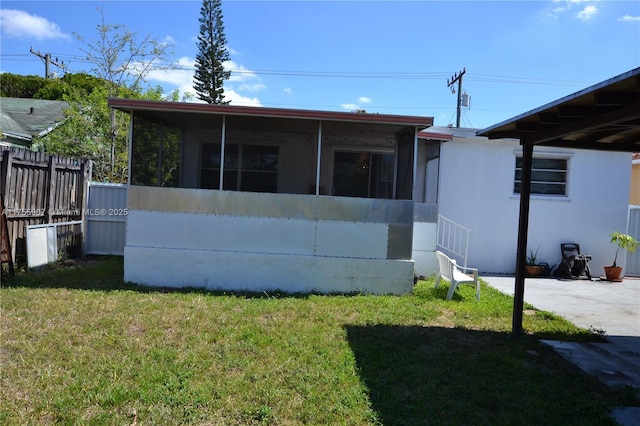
[514,155,568,196]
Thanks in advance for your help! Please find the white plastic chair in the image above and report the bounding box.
[435,250,480,301]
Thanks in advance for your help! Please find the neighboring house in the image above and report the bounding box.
[109,99,434,295]
[631,153,640,205]
[423,126,630,277]
[0,97,69,147]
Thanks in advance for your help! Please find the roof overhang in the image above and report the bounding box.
[108,98,433,130]
[477,67,640,153]
[417,128,454,141]
[2,131,32,142]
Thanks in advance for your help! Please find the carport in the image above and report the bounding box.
[478,67,640,336]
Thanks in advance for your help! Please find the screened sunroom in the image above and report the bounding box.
[109,99,434,294]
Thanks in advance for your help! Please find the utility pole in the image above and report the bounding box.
[447,67,466,128]
[30,47,66,78]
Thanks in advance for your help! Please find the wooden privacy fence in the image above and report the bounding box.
[1,146,91,264]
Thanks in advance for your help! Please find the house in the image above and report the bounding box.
[0,97,69,147]
[109,94,632,294]
[476,66,639,335]
[108,99,434,295]
[421,126,631,277]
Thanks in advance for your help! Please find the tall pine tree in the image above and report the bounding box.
[193,0,231,104]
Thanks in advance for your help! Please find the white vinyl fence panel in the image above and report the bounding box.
[627,205,640,276]
[86,182,127,255]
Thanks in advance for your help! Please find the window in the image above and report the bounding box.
[201,143,278,193]
[514,156,568,196]
[333,151,394,199]
[131,116,181,187]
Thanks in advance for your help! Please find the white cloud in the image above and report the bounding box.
[341,96,372,111]
[618,15,640,22]
[223,60,265,102]
[238,82,267,92]
[223,89,262,107]
[548,1,602,21]
[225,60,260,83]
[146,56,264,106]
[577,4,598,21]
[0,9,70,40]
[162,35,176,46]
[553,0,595,4]
[284,87,293,95]
[145,56,195,99]
[341,103,359,111]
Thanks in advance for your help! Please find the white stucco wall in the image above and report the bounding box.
[436,133,631,276]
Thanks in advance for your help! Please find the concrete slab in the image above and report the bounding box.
[482,275,640,337]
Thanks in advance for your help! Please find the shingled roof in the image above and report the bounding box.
[0,97,69,147]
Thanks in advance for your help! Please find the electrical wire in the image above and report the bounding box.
[1,52,595,87]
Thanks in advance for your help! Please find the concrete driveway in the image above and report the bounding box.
[482,275,640,337]
[482,275,640,425]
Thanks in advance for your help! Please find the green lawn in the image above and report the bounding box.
[0,257,634,425]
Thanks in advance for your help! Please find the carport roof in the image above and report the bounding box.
[477,67,640,153]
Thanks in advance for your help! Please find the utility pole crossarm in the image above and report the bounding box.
[30,47,67,78]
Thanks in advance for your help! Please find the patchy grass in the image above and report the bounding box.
[0,257,633,425]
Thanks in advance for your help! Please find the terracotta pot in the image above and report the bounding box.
[525,265,542,276]
[604,266,622,281]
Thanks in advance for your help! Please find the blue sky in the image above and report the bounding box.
[1,0,639,129]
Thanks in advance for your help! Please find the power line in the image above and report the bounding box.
[1,52,595,87]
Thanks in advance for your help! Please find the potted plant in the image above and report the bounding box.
[604,232,639,281]
[525,247,542,276]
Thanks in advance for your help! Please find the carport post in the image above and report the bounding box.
[513,142,534,337]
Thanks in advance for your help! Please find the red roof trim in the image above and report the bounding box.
[417,130,453,141]
[108,98,433,128]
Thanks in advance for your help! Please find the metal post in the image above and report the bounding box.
[513,142,534,337]
[412,126,419,200]
[219,115,226,190]
[315,121,322,195]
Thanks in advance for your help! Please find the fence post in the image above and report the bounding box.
[3,151,14,207]
[46,156,56,224]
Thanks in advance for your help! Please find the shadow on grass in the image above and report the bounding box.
[1,256,338,300]
[345,324,628,426]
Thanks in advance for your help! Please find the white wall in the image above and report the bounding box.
[412,221,438,277]
[437,134,631,276]
[124,187,415,295]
